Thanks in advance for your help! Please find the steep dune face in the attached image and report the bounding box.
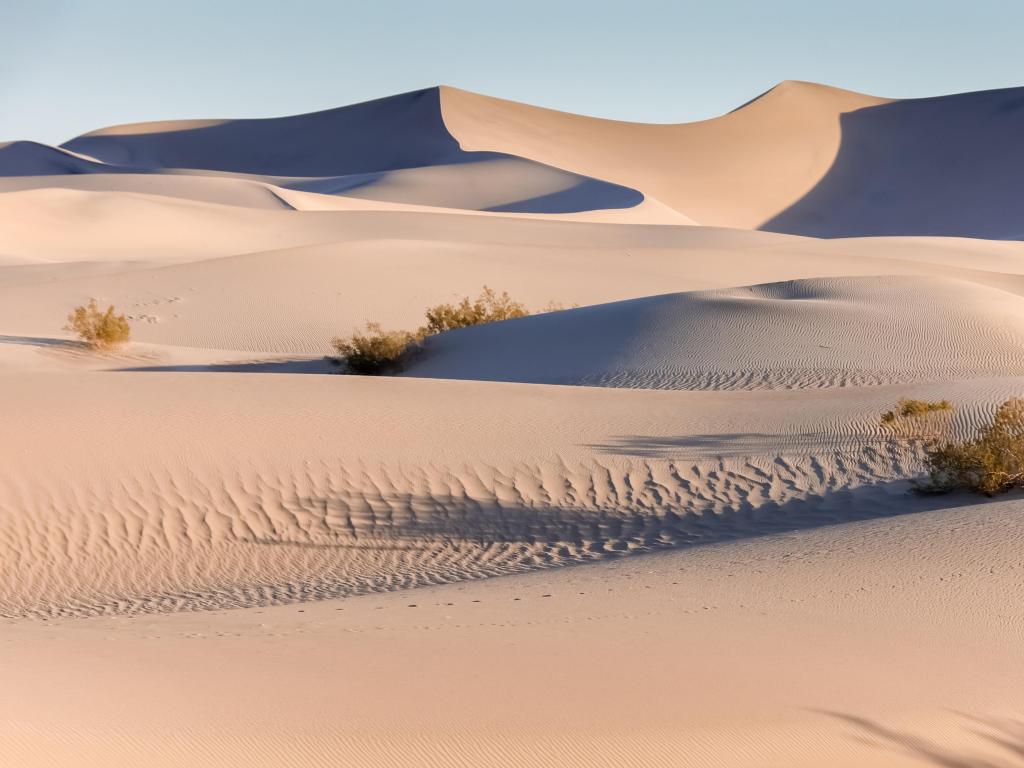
[440,81,889,228]
[763,86,1024,239]
[406,276,1024,389]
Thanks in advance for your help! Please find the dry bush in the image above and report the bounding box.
[880,398,955,441]
[881,398,953,425]
[64,298,131,349]
[915,398,1024,496]
[421,286,529,335]
[330,322,422,375]
[333,287,570,374]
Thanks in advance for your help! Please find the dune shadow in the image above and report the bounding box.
[0,334,88,350]
[118,357,335,374]
[762,87,1024,239]
[588,432,872,459]
[816,710,1024,768]
[61,87,500,177]
[273,473,992,558]
[0,141,143,177]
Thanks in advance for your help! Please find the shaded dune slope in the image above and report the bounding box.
[50,88,642,214]
[62,87,482,175]
[0,141,130,176]
[406,276,1024,389]
[762,86,1024,239]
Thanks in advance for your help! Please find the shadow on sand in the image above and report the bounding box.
[117,358,336,374]
[818,710,1024,768]
[588,432,871,459]
[0,334,89,350]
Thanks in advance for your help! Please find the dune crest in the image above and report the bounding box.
[440,81,890,228]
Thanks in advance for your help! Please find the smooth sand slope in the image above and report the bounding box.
[407,275,1024,389]
[1,80,1023,766]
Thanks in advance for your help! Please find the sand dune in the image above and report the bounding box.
[3,79,1024,766]
[441,81,889,228]
[1,209,1022,355]
[52,87,646,215]
[282,155,644,213]
[408,275,1024,389]
[9,80,1023,236]
[1,370,1017,619]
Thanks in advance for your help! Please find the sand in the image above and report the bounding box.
[1,80,1022,766]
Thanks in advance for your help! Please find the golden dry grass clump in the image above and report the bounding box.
[883,397,1024,495]
[332,286,558,375]
[421,286,529,335]
[916,397,1024,496]
[330,322,422,375]
[64,298,131,349]
[881,398,953,424]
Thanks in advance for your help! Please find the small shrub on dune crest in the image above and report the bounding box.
[332,287,568,375]
[64,298,131,349]
[420,286,529,335]
[330,322,422,375]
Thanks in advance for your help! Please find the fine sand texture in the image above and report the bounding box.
[1,81,1023,767]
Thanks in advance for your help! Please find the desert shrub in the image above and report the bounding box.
[420,286,529,335]
[915,398,1024,496]
[880,398,953,425]
[333,287,570,374]
[331,322,422,375]
[64,298,131,349]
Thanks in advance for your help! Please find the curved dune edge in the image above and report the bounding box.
[439,81,890,228]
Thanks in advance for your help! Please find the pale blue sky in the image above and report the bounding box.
[3,0,1022,145]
